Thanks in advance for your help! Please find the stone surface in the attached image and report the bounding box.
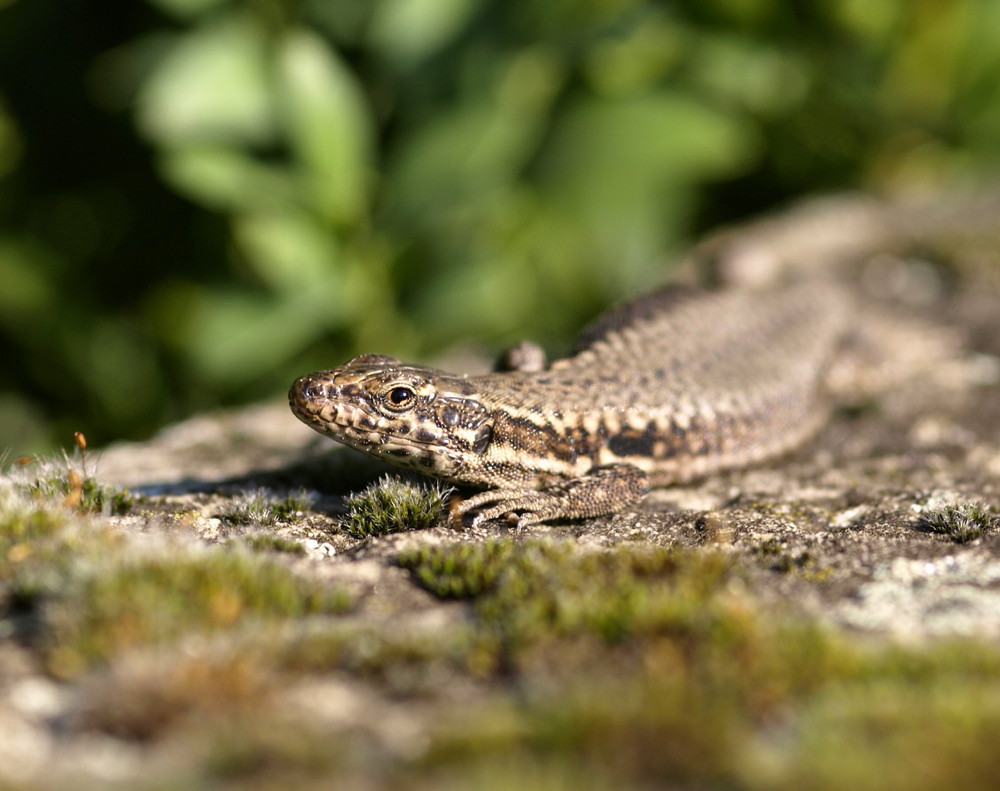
[4,194,1000,788]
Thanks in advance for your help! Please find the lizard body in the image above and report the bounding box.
[289,277,849,527]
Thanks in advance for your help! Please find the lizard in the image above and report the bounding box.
[288,192,999,529]
[289,274,850,528]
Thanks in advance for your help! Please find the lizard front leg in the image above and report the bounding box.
[455,464,650,529]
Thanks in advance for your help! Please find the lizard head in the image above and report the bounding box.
[288,354,493,477]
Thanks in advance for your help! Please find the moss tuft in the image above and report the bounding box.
[396,539,516,598]
[916,502,996,544]
[21,469,134,515]
[0,489,73,594]
[241,533,308,555]
[0,489,67,553]
[343,476,450,539]
[35,549,352,677]
[220,488,315,527]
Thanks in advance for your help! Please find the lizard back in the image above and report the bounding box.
[469,279,850,486]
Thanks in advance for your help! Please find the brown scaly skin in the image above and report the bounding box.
[289,278,849,528]
[289,190,1000,527]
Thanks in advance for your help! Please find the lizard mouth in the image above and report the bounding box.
[289,373,377,435]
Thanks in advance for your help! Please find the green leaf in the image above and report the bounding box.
[537,91,758,289]
[158,144,296,212]
[136,16,273,146]
[177,290,341,385]
[369,0,475,63]
[543,91,756,191]
[233,209,342,295]
[275,29,375,225]
[385,49,560,220]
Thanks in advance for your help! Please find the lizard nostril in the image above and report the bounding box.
[291,375,322,403]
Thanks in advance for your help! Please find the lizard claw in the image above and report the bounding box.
[468,493,560,529]
[457,464,649,529]
[457,489,558,529]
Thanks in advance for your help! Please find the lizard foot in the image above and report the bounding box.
[455,464,650,529]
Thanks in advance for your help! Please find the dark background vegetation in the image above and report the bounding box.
[2,0,999,455]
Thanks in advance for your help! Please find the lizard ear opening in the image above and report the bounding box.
[471,423,493,455]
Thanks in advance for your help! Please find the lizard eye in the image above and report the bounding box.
[386,386,415,408]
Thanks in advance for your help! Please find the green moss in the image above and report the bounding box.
[343,476,450,539]
[0,490,67,555]
[220,488,315,527]
[273,490,315,519]
[265,622,480,697]
[85,477,134,514]
[917,502,996,544]
[241,533,308,555]
[220,492,276,526]
[396,539,516,598]
[5,487,1000,791]
[414,648,1000,791]
[399,539,739,654]
[390,540,1000,791]
[758,677,1000,791]
[0,488,99,597]
[21,468,133,515]
[36,549,352,677]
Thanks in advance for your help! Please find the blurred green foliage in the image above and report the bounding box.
[1,0,999,453]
